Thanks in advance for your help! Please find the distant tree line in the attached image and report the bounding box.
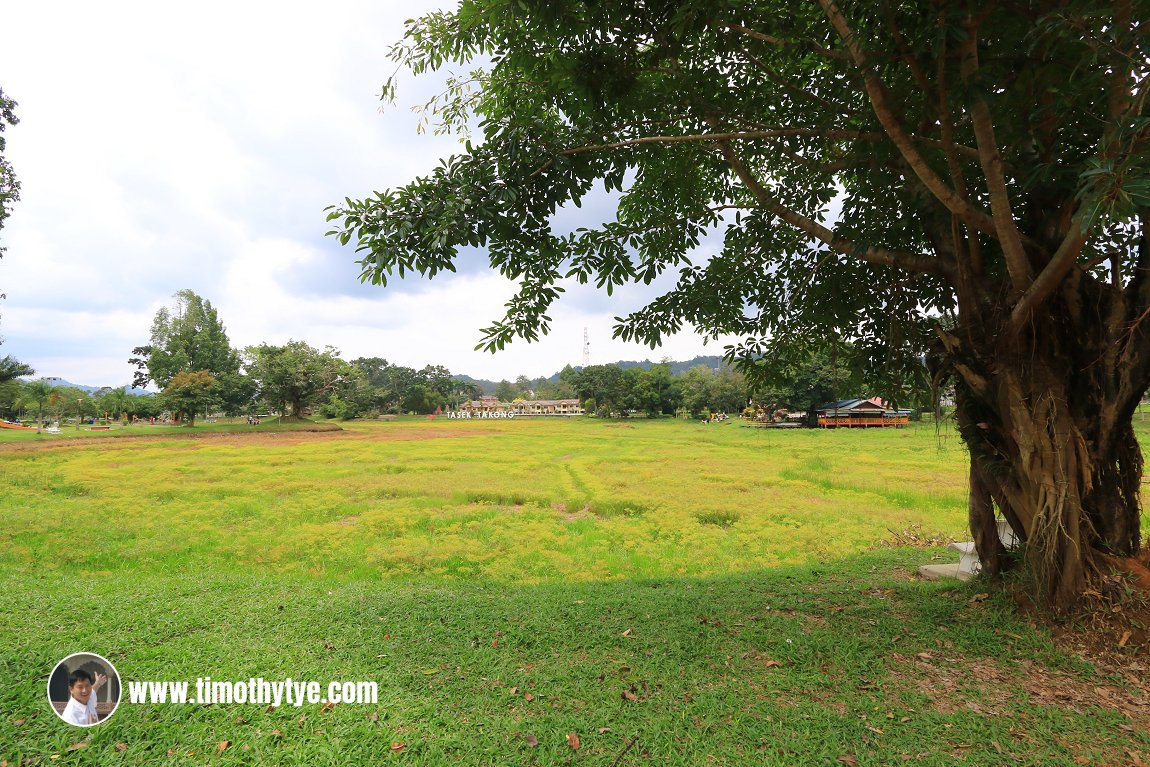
[0,290,930,425]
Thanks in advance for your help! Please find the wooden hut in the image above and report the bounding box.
[815,398,912,428]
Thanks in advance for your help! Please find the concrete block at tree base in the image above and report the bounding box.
[949,541,981,577]
[923,520,1020,581]
[996,519,1020,549]
[917,563,972,582]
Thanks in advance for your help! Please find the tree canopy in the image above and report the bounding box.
[0,87,18,258]
[160,371,220,427]
[330,0,1150,609]
[0,87,30,380]
[245,341,350,419]
[132,290,240,389]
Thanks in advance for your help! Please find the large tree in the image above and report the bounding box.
[19,379,56,433]
[0,88,31,380]
[329,1,1150,607]
[160,371,220,427]
[0,87,19,257]
[0,355,33,385]
[132,290,241,389]
[245,341,350,419]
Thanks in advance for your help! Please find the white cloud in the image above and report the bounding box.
[0,1,736,386]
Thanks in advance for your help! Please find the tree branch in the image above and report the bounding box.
[711,128,948,278]
[717,22,850,60]
[960,17,1033,295]
[816,0,1009,247]
[556,129,877,154]
[558,122,982,160]
[883,2,933,99]
[740,50,853,114]
[1009,222,1088,327]
[933,23,985,295]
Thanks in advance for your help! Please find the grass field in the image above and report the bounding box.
[1,418,1147,765]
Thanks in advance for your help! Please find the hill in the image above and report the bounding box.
[27,377,151,395]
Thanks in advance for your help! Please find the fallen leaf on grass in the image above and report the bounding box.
[235,715,249,724]
[622,628,633,637]
[1119,630,1132,647]
[567,733,581,750]
[969,593,989,605]
[320,700,335,714]
[524,692,534,701]
[216,741,230,754]
[11,719,24,726]
[491,639,499,648]
[368,712,379,722]
[598,727,612,734]
[837,756,859,766]
[297,714,307,725]
[323,640,336,650]
[265,705,277,714]
[422,668,440,675]
[271,729,285,738]
[114,744,129,753]
[524,734,539,748]
[66,743,87,752]
[390,742,406,753]
[762,659,782,668]
[622,689,640,702]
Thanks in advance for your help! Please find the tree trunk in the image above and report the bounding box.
[943,277,1146,610]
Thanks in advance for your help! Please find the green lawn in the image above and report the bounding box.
[1,418,1146,765]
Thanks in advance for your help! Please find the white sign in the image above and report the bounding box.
[446,411,515,420]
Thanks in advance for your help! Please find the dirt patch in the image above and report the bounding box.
[0,424,501,453]
[0,425,339,451]
[554,502,588,522]
[1009,565,1150,667]
[888,650,1149,726]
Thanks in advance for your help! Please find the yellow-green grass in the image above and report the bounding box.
[0,418,972,582]
[3,418,1149,765]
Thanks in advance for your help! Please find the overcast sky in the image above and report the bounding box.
[0,2,734,387]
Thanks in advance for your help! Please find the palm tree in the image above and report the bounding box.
[20,379,56,433]
[105,388,129,422]
[0,355,33,384]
